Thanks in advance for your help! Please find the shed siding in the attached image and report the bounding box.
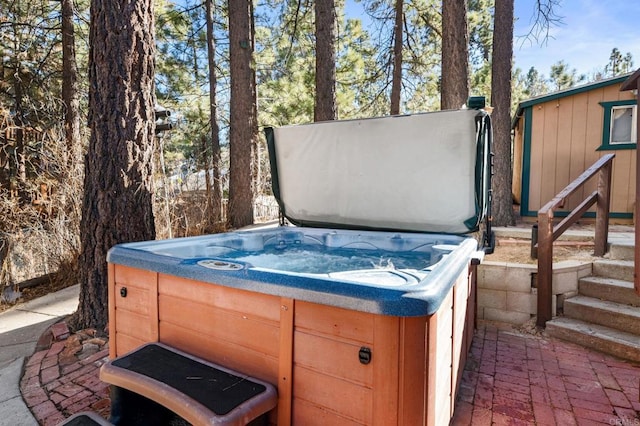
[567,91,590,209]
[518,81,635,219]
[555,95,574,198]
[512,118,524,203]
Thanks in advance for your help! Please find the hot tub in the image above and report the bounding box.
[107,103,492,425]
[108,226,479,316]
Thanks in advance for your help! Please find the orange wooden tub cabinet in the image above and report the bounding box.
[107,228,482,426]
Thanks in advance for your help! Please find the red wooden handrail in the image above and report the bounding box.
[535,153,615,327]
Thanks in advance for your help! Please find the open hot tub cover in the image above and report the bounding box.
[265,108,491,234]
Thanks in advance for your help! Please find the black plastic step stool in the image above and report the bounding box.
[100,342,277,426]
[57,412,113,426]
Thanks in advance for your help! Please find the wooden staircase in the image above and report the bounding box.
[546,241,640,362]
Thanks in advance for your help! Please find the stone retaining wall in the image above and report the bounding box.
[477,260,592,324]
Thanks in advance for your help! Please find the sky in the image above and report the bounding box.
[513,0,640,78]
[344,0,640,80]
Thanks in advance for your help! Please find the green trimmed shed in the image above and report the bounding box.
[512,74,636,222]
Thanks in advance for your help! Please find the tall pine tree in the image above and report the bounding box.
[227,0,256,228]
[490,0,515,226]
[72,0,157,329]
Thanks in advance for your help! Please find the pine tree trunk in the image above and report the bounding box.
[390,0,403,115]
[72,0,156,330]
[61,0,81,170]
[190,24,215,233]
[206,0,222,226]
[250,2,260,203]
[314,0,336,121]
[490,0,515,226]
[441,0,469,110]
[14,81,27,203]
[228,0,255,229]
[61,0,82,239]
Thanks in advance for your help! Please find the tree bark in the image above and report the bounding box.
[61,0,81,170]
[250,1,261,205]
[314,0,336,121]
[490,0,515,226]
[205,0,222,227]
[72,0,157,330]
[441,0,469,110]
[14,75,27,203]
[227,0,255,228]
[390,0,403,115]
[60,0,83,238]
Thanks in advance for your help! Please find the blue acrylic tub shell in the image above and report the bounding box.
[107,227,481,317]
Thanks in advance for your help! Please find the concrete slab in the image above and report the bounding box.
[0,318,58,369]
[0,358,37,426]
[0,284,79,426]
[0,285,79,334]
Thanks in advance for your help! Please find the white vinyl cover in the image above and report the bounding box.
[270,109,483,234]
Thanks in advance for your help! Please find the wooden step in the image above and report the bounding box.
[592,259,634,282]
[545,317,640,363]
[100,343,277,425]
[563,295,640,335]
[579,276,640,307]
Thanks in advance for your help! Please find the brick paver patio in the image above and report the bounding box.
[452,322,640,425]
[20,320,640,425]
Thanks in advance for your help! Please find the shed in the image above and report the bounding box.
[512,74,636,222]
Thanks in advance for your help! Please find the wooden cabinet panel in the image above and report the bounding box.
[291,303,410,425]
[115,309,155,343]
[397,316,427,426]
[115,333,146,356]
[114,283,150,316]
[158,295,280,358]
[452,275,469,409]
[427,288,454,426]
[293,330,373,386]
[115,265,156,287]
[293,366,372,425]
[371,315,400,426]
[435,290,454,426]
[112,265,158,356]
[292,399,363,426]
[159,274,281,322]
[295,301,375,343]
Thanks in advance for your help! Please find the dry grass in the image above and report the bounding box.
[486,237,600,264]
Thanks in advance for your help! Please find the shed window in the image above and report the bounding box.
[598,100,637,151]
[610,106,635,144]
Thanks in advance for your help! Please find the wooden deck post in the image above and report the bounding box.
[536,211,554,327]
[594,160,613,256]
[620,69,640,296]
